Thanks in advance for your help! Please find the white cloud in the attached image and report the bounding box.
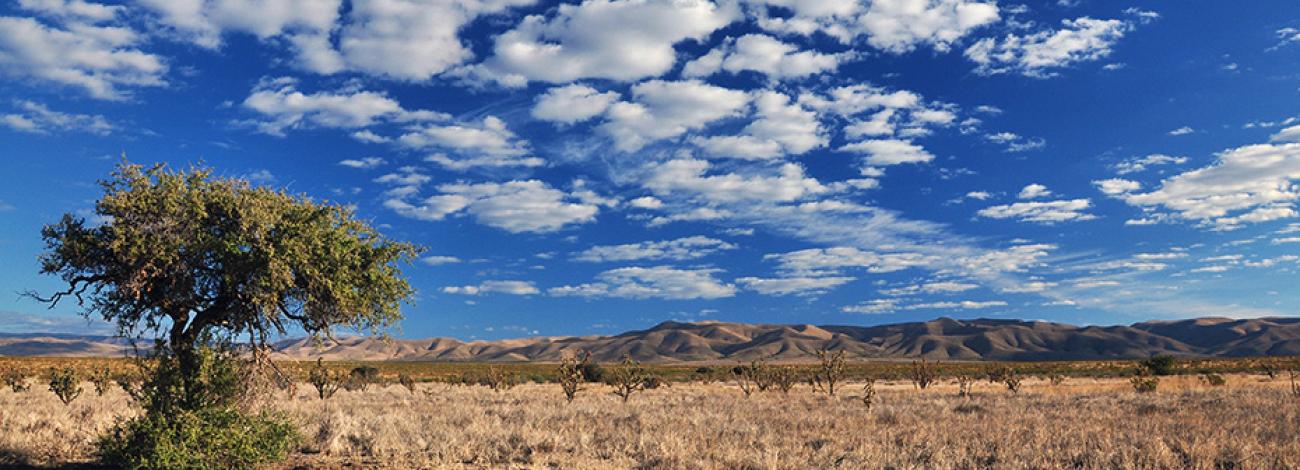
[550,266,736,300]
[737,275,854,296]
[531,84,620,125]
[337,157,386,169]
[384,179,600,233]
[1017,183,1051,199]
[420,255,462,266]
[1,100,114,135]
[749,0,999,54]
[628,196,664,209]
[18,0,121,23]
[574,236,737,262]
[965,16,1131,77]
[400,116,543,170]
[838,139,934,166]
[841,297,1005,313]
[1113,154,1187,174]
[1271,124,1300,143]
[0,16,166,100]
[977,199,1096,224]
[1105,141,1300,229]
[881,280,979,295]
[643,158,828,205]
[1093,178,1140,196]
[693,90,824,160]
[1168,126,1194,136]
[443,280,539,296]
[600,80,750,152]
[241,78,444,136]
[476,0,739,85]
[681,34,844,80]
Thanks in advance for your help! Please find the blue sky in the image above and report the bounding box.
[1,0,1299,340]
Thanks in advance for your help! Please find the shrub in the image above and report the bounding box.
[557,352,588,403]
[641,376,666,390]
[1048,373,1066,386]
[985,365,1009,384]
[691,366,717,384]
[343,366,379,392]
[3,367,30,393]
[579,362,605,383]
[98,407,298,469]
[47,367,83,405]
[484,367,518,392]
[770,366,797,395]
[308,359,341,400]
[1290,370,1299,398]
[956,375,974,398]
[861,379,877,410]
[733,360,768,397]
[1200,373,1226,387]
[1139,355,1176,376]
[910,359,937,390]
[398,374,417,394]
[90,367,113,396]
[1003,368,1022,394]
[608,355,648,403]
[813,348,846,396]
[1131,375,1159,393]
[1261,360,1280,380]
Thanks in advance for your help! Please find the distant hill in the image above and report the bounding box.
[4,317,1299,362]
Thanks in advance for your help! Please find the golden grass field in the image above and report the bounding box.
[1,357,1299,469]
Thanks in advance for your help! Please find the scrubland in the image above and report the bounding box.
[2,370,1298,469]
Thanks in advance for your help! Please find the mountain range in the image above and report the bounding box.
[3,317,1299,362]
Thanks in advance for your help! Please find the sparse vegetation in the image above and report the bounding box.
[484,367,518,392]
[398,374,417,394]
[308,358,341,400]
[1291,370,1299,398]
[1048,372,1066,386]
[608,355,648,403]
[860,379,876,410]
[732,360,766,397]
[1003,368,1022,394]
[3,367,31,393]
[557,352,588,403]
[956,374,974,398]
[910,358,937,390]
[770,366,797,395]
[47,367,83,405]
[89,367,113,396]
[1131,374,1160,393]
[812,348,845,395]
[1140,355,1177,376]
[1200,373,1226,387]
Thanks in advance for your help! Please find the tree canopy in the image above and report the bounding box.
[32,162,421,351]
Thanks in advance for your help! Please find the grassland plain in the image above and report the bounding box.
[1,358,1298,469]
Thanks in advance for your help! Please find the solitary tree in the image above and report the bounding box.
[30,162,420,405]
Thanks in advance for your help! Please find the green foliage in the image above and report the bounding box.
[98,407,299,470]
[578,362,605,383]
[47,367,83,405]
[3,367,30,393]
[1131,375,1159,393]
[1139,356,1177,376]
[90,367,113,396]
[308,358,341,400]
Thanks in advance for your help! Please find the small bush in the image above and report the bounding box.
[1290,370,1299,398]
[1003,368,1022,394]
[484,367,518,392]
[98,408,299,469]
[956,375,974,398]
[608,355,648,403]
[1261,360,1280,380]
[557,352,588,403]
[579,362,605,383]
[733,360,767,397]
[1131,375,1159,393]
[3,368,30,393]
[813,348,846,396]
[90,367,113,396]
[308,358,341,400]
[861,379,877,410]
[770,366,797,395]
[1139,356,1176,376]
[910,359,937,390]
[1200,373,1226,387]
[343,366,379,392]
[1048,373,1066,386]
[398,374,417,394]
[47,367,83,405]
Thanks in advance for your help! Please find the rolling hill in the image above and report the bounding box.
[3,317,1299,362]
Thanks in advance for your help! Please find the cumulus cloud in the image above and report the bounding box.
[475,0,738,85]
[383,179,600,233]
[443,280,539,296]
[692,90,824,160]
[574,236,737,262]
[531,84,620,125]
[977,199,1096,224]
[1113,154,1188,174]
[550,266,736,300]
[599,80,750,152]
[965,16,1132,77]
[838,139,934,166]
[736,275,855,296]
[1017,183,1051,199]
[0,15,166,100]
[337,157,386,169]
[642,158,828,205]
[1,100,114,135]
[842,298,1006,313]
[681,34,845,80]
[241,78,445,136]
[749,0,1000,53]
[400,116,543,170]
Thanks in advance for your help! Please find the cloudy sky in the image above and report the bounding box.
[1,0,1299,339]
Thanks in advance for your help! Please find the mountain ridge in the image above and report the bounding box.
[2,316,1299,362]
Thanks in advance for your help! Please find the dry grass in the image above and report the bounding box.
[1,373,1298,469]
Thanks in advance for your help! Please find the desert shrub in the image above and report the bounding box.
[733,360,769,397]
[1139,355,1176,376]
[956,375,974,398]
[97,339,301,469]
[861,379,877,410]
[343,366,379,392]
[813,348,846,396]
[1131,374,1159,393]
[308,359,341,400]
[1003,368,1022,394]
[1260,360,1280,379]
[1048,373,1066,386]
[910,359,937,390]
[642,376,666,390]
[557,352,588,403]
[691,366,717,384]
[1200,373,1226,387]
[770,366,797,395]
[90,367,113,396]
[3,367,31,393]
[47,367,83,405]
[484,367,518,392]
[98,407,298,469]
[1290,370,1299,398]
[607,355,648,403]
[579,362,605,383]
[985,365,1009,384]
[398,374,417,394]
